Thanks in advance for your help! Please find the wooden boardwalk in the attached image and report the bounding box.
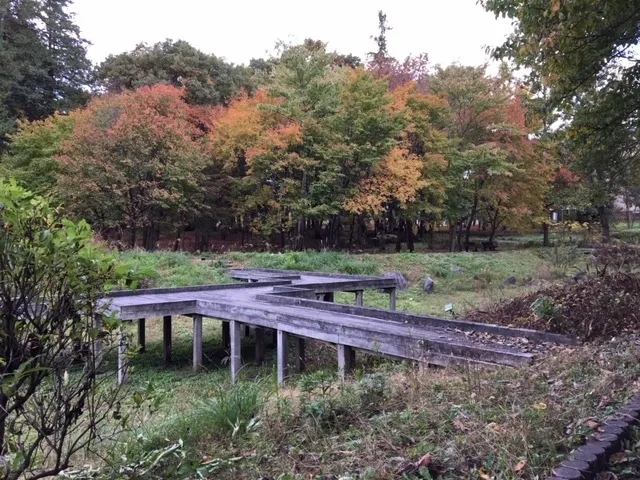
[102,269,575,385]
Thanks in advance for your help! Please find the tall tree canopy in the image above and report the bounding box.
[0,0,91,148]
[482,0,640,237]
[57,84,210,249]
[96,39,252,106]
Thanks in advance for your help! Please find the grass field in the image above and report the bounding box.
[95,246,637,480]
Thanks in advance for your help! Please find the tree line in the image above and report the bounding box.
[2,4,630,252]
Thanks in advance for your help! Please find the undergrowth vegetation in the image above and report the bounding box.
[86,336,640,479]
[470,243,640,340]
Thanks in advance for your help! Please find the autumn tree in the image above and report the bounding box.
[58,84,210,249]
[209,89,303,248]
[482,0,640,239]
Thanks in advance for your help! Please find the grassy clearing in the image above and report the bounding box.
[111,325,640,479]
[95,246,606,479]
[119,250,230,287]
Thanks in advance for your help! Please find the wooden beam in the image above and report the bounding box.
[137,318,146,353]
[163,315,172,365]
[255,327,265,365]
[193,314,203,373]
[388,288,396,311]
[277,329,289,384]
[230,320,241,383]
[294,337,306,372]
[338,344,354,379]
[355,290,363,307]
[117,327,128,385]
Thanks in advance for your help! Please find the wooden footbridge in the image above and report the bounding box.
[101,269,575,385]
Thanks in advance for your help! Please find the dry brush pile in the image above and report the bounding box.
[469,243,640,341]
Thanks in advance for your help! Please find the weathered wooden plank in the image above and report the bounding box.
[230,320,241,383]
[338,344,354,379]
[106,280,293,298]
[255,294,576,345]
[193,314,203,373]
[388,288,396,311]
[117,326,128,385]
[355,290,363,307]
[194,300,534,367]
[277,329,288,384]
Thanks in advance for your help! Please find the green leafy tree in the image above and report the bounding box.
[481,0,640,239]
[0,113,74,194]
[96,39,250,106]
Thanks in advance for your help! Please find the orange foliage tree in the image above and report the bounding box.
[57,84,210,248]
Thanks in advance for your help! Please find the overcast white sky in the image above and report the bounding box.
[71,0,514,69]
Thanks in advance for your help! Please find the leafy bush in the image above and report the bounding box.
[0,180,140,479]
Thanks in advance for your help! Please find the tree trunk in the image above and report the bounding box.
[348,215,355,248]
[142,224,158,251]
[598,205,611,241]
[328,214,341,249]
[448,222,456,252]
[427,222,434,250]
[543,222,550,247]
[405,219,414,253]
[294,218,304,251]
[129,220,137,249]
[395,219,403,252]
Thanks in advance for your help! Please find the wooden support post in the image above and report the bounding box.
[230,320,241,383]
[255,327,265,365]
[355,290,363,307]
[388,288,396,311]
[277,329,289,385]
[338,344,355,379]
[137,318,146,353]
[323,292,334,302]
[222,321,230,349]
[117,327,128,385]
[295,337,306,372]
[163,315,172,365]
[92,314,103,367]
[193,314,203,373]
[244,325,251,337]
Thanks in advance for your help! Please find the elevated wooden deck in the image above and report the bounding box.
[101,269,575,384]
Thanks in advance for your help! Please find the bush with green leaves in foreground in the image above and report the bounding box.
[0,179,141,479]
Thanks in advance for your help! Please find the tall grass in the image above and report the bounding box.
[119,250,230,287]
[227,250,380,275]
[136,380,271,453]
